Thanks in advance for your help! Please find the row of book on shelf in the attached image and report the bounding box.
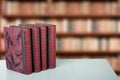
[4,23,56,74]
[1,1,120,15]
[1,18,120,33]
[57,38,120,51]
[2,37,120,52]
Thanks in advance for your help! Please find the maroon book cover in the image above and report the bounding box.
[4,27,32,74]
[40,26,47,70]
[47,24,56,69]
[19,24,41,72]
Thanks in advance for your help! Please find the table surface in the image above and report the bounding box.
[0,59,119,80]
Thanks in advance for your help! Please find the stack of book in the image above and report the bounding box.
[3,1,119,15]
[4,23,56,74]
[57,38,120,51]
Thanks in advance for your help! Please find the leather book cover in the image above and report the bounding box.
[4,27,32,74]
[47,24,56,69]
[40,26,47,70]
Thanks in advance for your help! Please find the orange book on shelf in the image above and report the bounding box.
[108,38,120,51]
[21,2,33,15]
[51,1,67,15]
[67,2,80,15]
[91,2,106,15]
[73,19,86,33]
[111,2,118,15]
[81,1,91,15]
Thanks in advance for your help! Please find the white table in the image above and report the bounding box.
[0,59,119,80]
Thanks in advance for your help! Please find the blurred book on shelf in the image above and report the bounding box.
[2,0,120,15]
[1,18,120,33]
[56,37,120,52]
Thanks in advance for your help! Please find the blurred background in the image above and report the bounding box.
[0,0,120,78]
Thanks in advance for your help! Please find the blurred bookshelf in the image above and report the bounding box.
[0,0,120,78]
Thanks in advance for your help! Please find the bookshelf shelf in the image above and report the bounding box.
[116,71,120,75]
[57,51,120,56]
[1,14,120,19]
[57,33,120,37]
[2,33,120,38]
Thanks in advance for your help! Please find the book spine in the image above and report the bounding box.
[24,29,33,74]
[41,26,47,70]
[48,25,56,69]
[32,28,41,72]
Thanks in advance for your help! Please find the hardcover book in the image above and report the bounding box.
[4,27,33,74]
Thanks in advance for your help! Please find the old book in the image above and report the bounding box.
[4,27,33,74]
[46,24,56,69]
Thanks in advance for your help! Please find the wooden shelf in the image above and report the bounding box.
[1,14,120,19]
[57,51,120,56]
[116,70,120,75]
[1,32,120,38]
[57,33,120,37]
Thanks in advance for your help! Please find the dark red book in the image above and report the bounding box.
[46,24,56,69]
[4,27,32,74]
[19,24,41,72]
[40,25,47,70]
